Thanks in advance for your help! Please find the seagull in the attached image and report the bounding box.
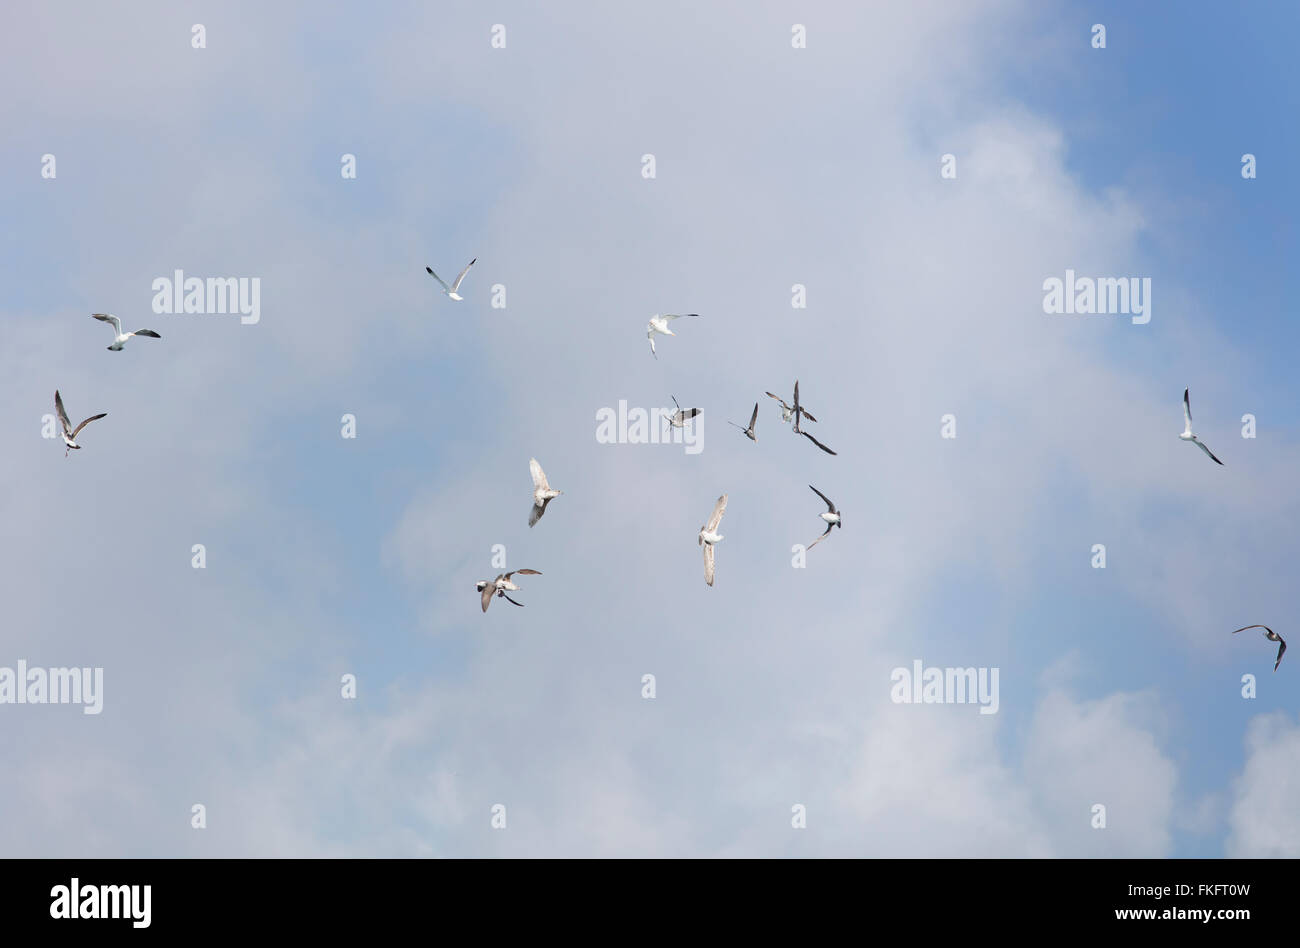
[698,494,728,587]
[806,485,842,549]
[1233,624,1286,672]
[766,381,818,432]
[54,390,107,457]
[728,402,758,441]
[476,569,542,613]
[665,396,702,429]
[426,258,476,301]
[1180,388,1223,465]
[646,313,700,359]
[90,313,161,351]
[777,379,837,453]
[528,458,563,528]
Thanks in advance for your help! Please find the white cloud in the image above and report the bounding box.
[1226,712,1300,857]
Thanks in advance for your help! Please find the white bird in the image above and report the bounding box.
[665,395,702,429]
[1232,625,1286,672]
[698,493,728,587]
[807,485,842,550]
[1180,388,1223,465]
[528,458,563,528]
[54,390,107,457]
[426,258,476,301]
[90,313,161,351]
[646,313,700,359]
[728,402,758,441]
[476,569,542,612]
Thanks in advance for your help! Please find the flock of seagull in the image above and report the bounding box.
[48,261,1286,671]
[641,312,847,585]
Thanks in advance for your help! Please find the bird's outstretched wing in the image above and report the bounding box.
[528,498,551,527]
[1232,624,1274,635]
[71,413,107,438]
[807,522,835,550]
[91,313,122,334]
[748,402,758,429]
[481,582,496,612]
[1194,438,1223,465]
[451,258,477,291]
[426,267,451,292]
[132,329,162,339]
[529,458,549,491]
[1183,388,1193,429]
[54,391,72,438]
[801,430,837,455]
[809,484,835,512]
[706,494,728,532]
[703,542,715,586]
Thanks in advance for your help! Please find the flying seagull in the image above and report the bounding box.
[1233,624,1286,672]
[528,458,563,528]
[54,390,107,457]
[1180,388,1223,465]
[665,396,702,429]
[780,379,837,453]
[728,402,758,441]
[426,258,476,301]
[476,569,542,613]
[90,313,161,351]
[698,493,728,587]
[806,485,842,549]
[766,381,817,432]
[646,313,700,359]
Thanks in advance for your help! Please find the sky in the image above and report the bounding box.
[0,1,1296,857]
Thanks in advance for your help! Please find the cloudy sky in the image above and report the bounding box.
[0,1,1296,857]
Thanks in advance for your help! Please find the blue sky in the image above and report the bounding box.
[0,1,1297,857]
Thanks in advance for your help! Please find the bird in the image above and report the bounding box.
[426,258,476,301]
[1180,388,1223,465]
[782,379,837,453]
[766,381,817,432]
[476,569,542,612]
[698,494,728,586]
[665,396,702,429]
[646,313,700,359]
[1232,625,1286,672]
[528,458,563,527]
[728,402,758,441]
[90,313,161,351]
[807,485,842,549]
[53,390,107,457]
